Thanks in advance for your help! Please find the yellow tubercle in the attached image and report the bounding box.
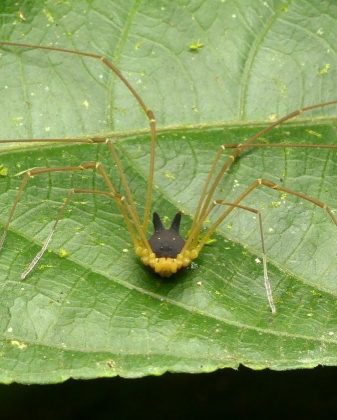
[136,247,199,277]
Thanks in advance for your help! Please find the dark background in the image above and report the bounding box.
[1,366,336,419]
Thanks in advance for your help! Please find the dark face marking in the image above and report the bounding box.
[148,212,185,258]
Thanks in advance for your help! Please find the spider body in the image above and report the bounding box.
[137,212,199,277]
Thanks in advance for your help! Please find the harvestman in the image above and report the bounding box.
[1,41,337,315]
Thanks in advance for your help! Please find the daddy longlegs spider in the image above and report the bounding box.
[1,41,337,315]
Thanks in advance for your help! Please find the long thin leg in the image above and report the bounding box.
[208,200,275,314]
[218,143,337,150]
[185,100,337,250]
[21,188,121,280]
[197,178,337,251]
[0,162,151,254]
[106,140,144,234]
[0,41,156,231]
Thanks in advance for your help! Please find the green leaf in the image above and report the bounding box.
[1,0,337,383]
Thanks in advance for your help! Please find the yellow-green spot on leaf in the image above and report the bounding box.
[39,264,54,272]
[270,201,281,208]
[0,165,8,176]
[273,78,288,95]
[311,289,322,297]
[189,40,204,52]
[11,340,27,350]
[318,63,331,76]
[279,3,289,12]
[164,171,176,180]
[134,41,143,50]
[43,8,55,23]
[205,238,217,245]
[18,10,27,21]
[306,129,322,138]
[59,248,69,258]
